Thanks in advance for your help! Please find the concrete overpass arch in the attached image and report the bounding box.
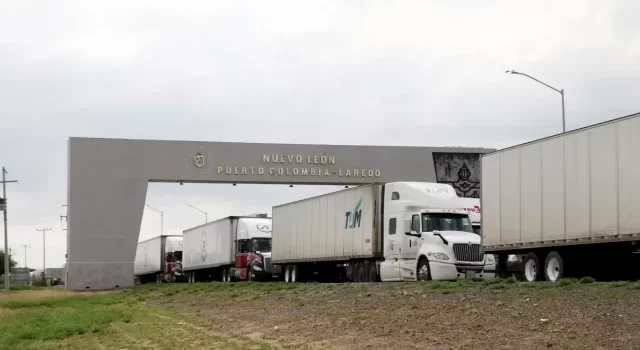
[66,137,494,290]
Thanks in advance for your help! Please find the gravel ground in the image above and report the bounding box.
[151,280,640,350]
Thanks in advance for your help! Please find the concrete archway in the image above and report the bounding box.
[66,137,494,290]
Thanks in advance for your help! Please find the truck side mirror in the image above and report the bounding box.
[404,218,412,234]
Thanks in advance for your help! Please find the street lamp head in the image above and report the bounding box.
[506,70,519,74]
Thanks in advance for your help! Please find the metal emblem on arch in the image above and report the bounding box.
[184,145,214,176]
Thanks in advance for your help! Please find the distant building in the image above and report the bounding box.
[45,268,65,279]
[0,267,35,285]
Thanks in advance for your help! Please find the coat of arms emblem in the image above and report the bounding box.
[194,152,205,168]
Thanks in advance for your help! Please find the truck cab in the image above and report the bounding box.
[164,236,185,283]
[233,217,280,281]
[458,197,482,235]
[380,182,495,281]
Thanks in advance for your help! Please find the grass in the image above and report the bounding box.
[0,285,285,350]
[1,278,638,349]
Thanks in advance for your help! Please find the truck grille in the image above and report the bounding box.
[452,243,483,262]
[264,257,273,273]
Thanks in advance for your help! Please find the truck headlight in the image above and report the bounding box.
[485,254,495,263]
[252,264,263,271]
[428,252,449,261]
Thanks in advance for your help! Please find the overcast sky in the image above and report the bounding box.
[1,0,638,270]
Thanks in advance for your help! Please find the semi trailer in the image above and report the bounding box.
[272,182,496,283]
[182,214,280,282]
[481,112,640,282]
[134,235,184,284]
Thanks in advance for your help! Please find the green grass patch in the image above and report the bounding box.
[428,281,460,290]
[0,294,123,309]
[0,283,284,349]
[605,281,632,288]
[488,283,508,290]
[482,277,517,286]
[578,277,596,284]
[0,294,133,349]
[557,278,579,287]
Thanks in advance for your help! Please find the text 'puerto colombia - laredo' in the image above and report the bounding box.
[215,153,381,178]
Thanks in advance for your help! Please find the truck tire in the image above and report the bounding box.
[366,263,378,282]
[522,252,542,282]
[352,262,365,282]
[247,269,253,281]
[291,265,298,283]
[544,251,564,282]
[222,268,230,282]
[417,258,431,281]
[284,266,291,283]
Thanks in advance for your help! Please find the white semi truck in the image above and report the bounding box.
[182,214,281,282]
[272,182,496,283]
[458,197,482,235]
[481,112,640,282]
[134,235,184,284]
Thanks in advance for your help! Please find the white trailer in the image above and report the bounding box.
[182,214,280,282]
[134,235,184,283]
[272,182,496,283]
[481,112,640,282]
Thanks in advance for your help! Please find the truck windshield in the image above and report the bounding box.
[252,238,271,253]
[422,213,474,233]
[165,251,182,262]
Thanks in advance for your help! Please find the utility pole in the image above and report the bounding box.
[36,228,51,282]
[1,167,18,291]
[21,244,30,268]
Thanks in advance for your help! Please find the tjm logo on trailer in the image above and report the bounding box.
[345,198,362,229]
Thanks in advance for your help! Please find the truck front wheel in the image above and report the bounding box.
[523,252,542,282]
[417,258,431,281]
[544,251,564,282]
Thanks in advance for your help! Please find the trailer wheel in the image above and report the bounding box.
[222,268,230,282]
[291,265,298,283]
[544,251,564,282]
[352,263,365,282]
[284,266,291,283]
[366,263,378,282]
[522,252,541,282]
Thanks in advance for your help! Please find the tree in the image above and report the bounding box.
[0,249,18,275]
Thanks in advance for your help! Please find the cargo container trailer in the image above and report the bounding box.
[481,112,640,282]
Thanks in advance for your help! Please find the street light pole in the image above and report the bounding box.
[1,167,18,291]
[21,244,30,268]
[36,228,51,282]
[187,204,208,224]
[506,70,566,133]
[145,205,164,236]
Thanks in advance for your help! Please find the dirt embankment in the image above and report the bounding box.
[153,282,640,350]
